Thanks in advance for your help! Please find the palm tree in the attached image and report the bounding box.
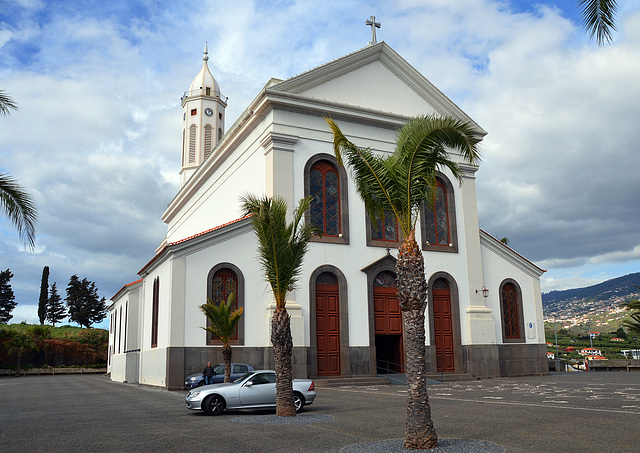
[200,293,244,382]
[579,0,618,45]
[327,114,481,450]
[4,330,39,376]
[1,90,37,249]
[622,286,640,336]
[240,194,316,416]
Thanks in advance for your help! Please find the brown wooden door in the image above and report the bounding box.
[373,272,404,373]
[432,279,455,372]
[316,281,340,376]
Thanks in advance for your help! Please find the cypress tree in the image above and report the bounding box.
[46,282,66,327]
[0,269,17,323]
[38,266,49,324]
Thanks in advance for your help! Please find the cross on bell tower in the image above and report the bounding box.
[365,16,380,45]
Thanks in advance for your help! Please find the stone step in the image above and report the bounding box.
[312,376,391,387]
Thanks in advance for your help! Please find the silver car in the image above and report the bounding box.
[185,370,316,415]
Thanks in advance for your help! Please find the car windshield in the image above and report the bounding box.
[233,372,253,384]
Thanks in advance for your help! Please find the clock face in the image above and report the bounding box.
[205,108,213,116]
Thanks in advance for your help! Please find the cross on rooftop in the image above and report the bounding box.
[365,16,380,45]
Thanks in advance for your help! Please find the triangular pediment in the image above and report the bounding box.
[271,42,485,133]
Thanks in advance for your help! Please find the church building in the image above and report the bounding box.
[107,40,548,389]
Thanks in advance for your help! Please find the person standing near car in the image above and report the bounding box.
[203,362,215,385]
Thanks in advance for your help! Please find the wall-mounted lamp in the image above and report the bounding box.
[476,286,489,298]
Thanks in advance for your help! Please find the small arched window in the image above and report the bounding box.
[206,265,244,345]
[500,281,524,343]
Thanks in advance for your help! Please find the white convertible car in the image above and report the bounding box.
[185,370,316,415]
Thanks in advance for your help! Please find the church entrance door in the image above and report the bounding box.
[432,278,455,372]
[373,271,404,373]
[315,273,340,376]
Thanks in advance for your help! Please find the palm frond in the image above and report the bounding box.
[200,293,243,344]
[240,194,317,307]
[0,91,18,116]
[0,173,37,249]
[327,115,481,237]
[579,0,618,46]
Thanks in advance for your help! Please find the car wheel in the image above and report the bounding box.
[203,395,225,416]
[293,392,305,413]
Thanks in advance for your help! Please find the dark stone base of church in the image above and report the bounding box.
[164,343,548,389]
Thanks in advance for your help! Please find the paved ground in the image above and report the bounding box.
[1,372,638,452]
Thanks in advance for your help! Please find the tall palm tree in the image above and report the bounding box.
[240,194,316,416]
[200,293,243,383]
[4,330,39,376]
[1,90,37,249]
[327,115,481,450]
[579,0,618,45]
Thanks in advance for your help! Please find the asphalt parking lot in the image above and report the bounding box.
[1,372,638,452]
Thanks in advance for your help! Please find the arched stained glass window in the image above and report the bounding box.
[425,180,450,246]
[310,161,341,236]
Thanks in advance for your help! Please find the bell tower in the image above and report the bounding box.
[180,43,227,186]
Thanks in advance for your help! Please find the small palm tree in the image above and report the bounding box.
[4,331,39,376]
[240,194,316,416]
[1,91,37,249]
[200,293,243,383]
[327,114,481,449]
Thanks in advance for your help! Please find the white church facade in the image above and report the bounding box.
[108,42,548,389]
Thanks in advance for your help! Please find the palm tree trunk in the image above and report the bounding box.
[397,231,437,450]
[272,305,296,416]
[15,353,23,377]
[222,344,232,383]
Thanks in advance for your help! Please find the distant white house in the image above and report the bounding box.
[107,42,548,389]
[580,348,602,356]
[547,352,555,359]
[621,350,640,359]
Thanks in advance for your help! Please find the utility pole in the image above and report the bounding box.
[554,319,560,371]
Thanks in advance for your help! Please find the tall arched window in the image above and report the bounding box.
[310,161,340,236]
[421,175,458,252]
[151,277,159,348]
[304,154,349,244]
[188,124,197,164]
[206,264,244,345]
[500,280,524,343]
[204,124,213,160]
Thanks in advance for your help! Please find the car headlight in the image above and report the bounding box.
[189,376,199,381]
[187,390,200,398]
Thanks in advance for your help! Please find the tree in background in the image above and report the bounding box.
[200,293,243,383]
[65,275,107,328]
[240,195,316,416]
[38,266,49,325]
[0,269,17,323]
[579,0,618,46]
[0,91,37,249]
[327,114,481,450]
[4,330,38,376]
[46,283,66,327]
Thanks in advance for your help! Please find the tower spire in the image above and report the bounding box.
[203,42,209,62]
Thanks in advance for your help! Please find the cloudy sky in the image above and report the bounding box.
[2,0,640,328]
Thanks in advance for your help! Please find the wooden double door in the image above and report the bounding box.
[432,279,455,372]
[316,274,341,376]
